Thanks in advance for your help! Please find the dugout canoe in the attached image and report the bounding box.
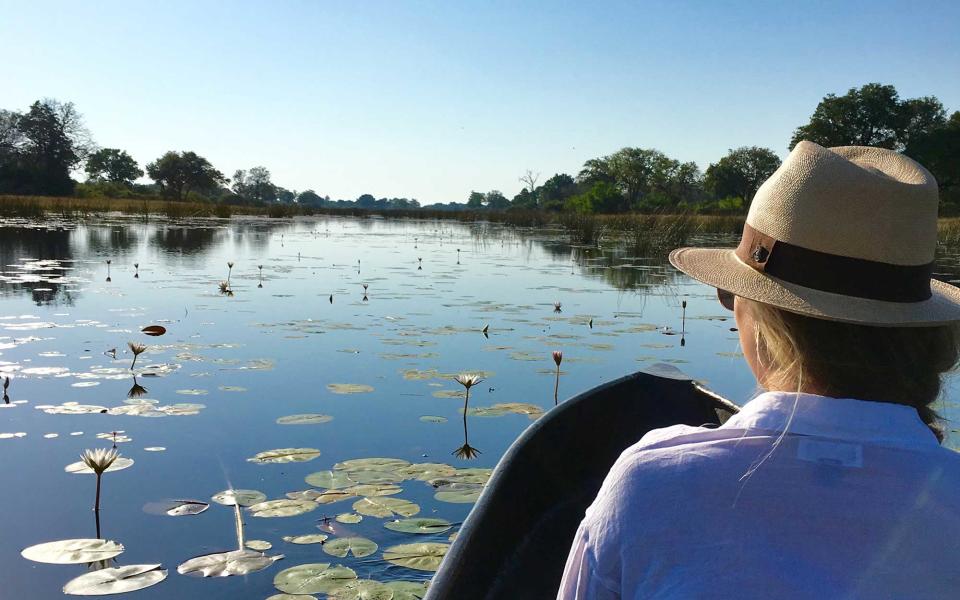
[425,365,739,600]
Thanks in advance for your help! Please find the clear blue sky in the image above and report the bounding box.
[2,0,958,204]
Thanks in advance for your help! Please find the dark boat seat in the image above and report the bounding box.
[426,367,739,600]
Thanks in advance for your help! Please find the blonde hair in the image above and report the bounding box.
[744,299,960,442]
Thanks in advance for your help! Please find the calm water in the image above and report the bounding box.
[1,215,958,598]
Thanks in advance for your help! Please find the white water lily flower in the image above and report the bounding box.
[454,374,483,390]
[81,448,120,475]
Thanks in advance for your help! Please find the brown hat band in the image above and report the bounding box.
[735,223,933,303]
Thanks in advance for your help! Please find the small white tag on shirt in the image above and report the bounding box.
[797,439,863,468]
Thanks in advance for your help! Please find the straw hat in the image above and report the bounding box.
[669,141,960,326]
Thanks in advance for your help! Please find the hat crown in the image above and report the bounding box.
[747,141,939,265]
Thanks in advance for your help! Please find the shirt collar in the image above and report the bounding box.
[722,391,940,449]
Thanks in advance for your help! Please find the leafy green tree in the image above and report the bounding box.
[511,187,538,209]
[571,181,624,213]
[145,151,226,201]
[538,173,577,211]
[297,189,324,206]
[907,111,960,209]
[85,148,143,185]
[276,187,296,203]
[7,99,93,195]
[357,193,376,208]
[704,147,781,206]
[247,166,275,202]
[466,191,485,208]
[484,190,510,210]
[790,83,946,151]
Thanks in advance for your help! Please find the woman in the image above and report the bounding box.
[558,141,960,599]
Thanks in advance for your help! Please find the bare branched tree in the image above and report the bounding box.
[519,169,540,193]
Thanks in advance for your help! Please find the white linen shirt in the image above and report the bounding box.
[557,392,960,599]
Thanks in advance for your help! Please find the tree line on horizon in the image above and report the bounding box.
[0,83,957,214]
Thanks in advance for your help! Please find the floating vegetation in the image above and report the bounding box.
[62,564,167,596]
[384,518,453,535]
[166,500,209,517]
[211,489,267,507]
[249,499,318,518]
[282,534,329,545]
[419,415,447,423]
[330,579,394,599]
[304,470,356,490]
[352,497,420,518]
[382,542,450,572]
[276,414,334,425]
[245,540,273,551]
[467,402,545,419]
[247,448,321,464]
[336,513,363,524]
[273,563,358,595]
[322,537,378,558]
[326,383,375,394]
[177,549,283,577]
[21,539,124,564]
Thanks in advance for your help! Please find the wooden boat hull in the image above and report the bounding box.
[425,367,738,599]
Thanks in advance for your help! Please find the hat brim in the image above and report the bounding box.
[669,247,960,327]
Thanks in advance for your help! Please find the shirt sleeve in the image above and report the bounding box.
[556,521,621,600]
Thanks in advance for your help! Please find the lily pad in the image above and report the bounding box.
[304,470,356,490]
[343,483,401,497]
[64,457,134,474]
[327,384,374,395]
[177,549,283,577]
[322,537,377,558]
[336,513,362,524]
[166,500,209,516]
[419,415,447,423]
[343,470,402,485]
[277,414,334,425]
[21,539,124,564]
[273,563,358,595]
[245,540,273,551]
[384,518,453,535]
[267,595,317,600]
[467,402,545,420]
[334,458,410,472]
[396,463,456,481]
[248,448,321,464]
[434,483,484,504]
[329,579,394,600]
[249,499,318,518]
[352,497,420,519]
[382,543,449,572]
[62,564,167,596]
[288,489,356,504]
[385,581,429,600]
[211,489,267,507]
[282,534,329,545]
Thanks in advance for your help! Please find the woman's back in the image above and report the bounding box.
[560,392,960,599]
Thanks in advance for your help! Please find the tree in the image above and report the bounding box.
[276,187,296,203]
[519,170,540,193]
[569,181,624,213]
[790,83,946,151]
[85,148,143,185]
[466,191,485,208]
[577,148,701,211]
[907,111,960,208]
[6,99,94,195]
[357,193,376,208]
[704,147,781,206]
[247,166,275,202]
[511,187,538,209]
[297,190,324,206]
[145,151,226,201]
[484,190,510,210]
[539,173,578,211]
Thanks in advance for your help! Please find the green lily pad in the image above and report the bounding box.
[277,414,334,425]
[396,463,456,481]
[466,402,544,420]
[64,457,134,474]
[322,537,377,558]
[287,489,357,504]
[327,384,374,394]
[266,595,317,600]
[419,415,447,423]
[334,458,410,472]
[336,513,362,524]
[434,483,484,504]
[382,543,449,572]
[384,581,429,600]
[343,470,402,485]
[62,564,167,596]
[22,539,124,564]
[352,497,420,519]
[211,489,267,507]
[329,579,394,600]
[248,448,321,464]
[273,563,358,595]
[177,549,282,577]
[304,470,356,489]
[282,534,329,545]
[245,540,272,551]
[249,499,318,518]
[343,484,401,497]
[384,518,453,535]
